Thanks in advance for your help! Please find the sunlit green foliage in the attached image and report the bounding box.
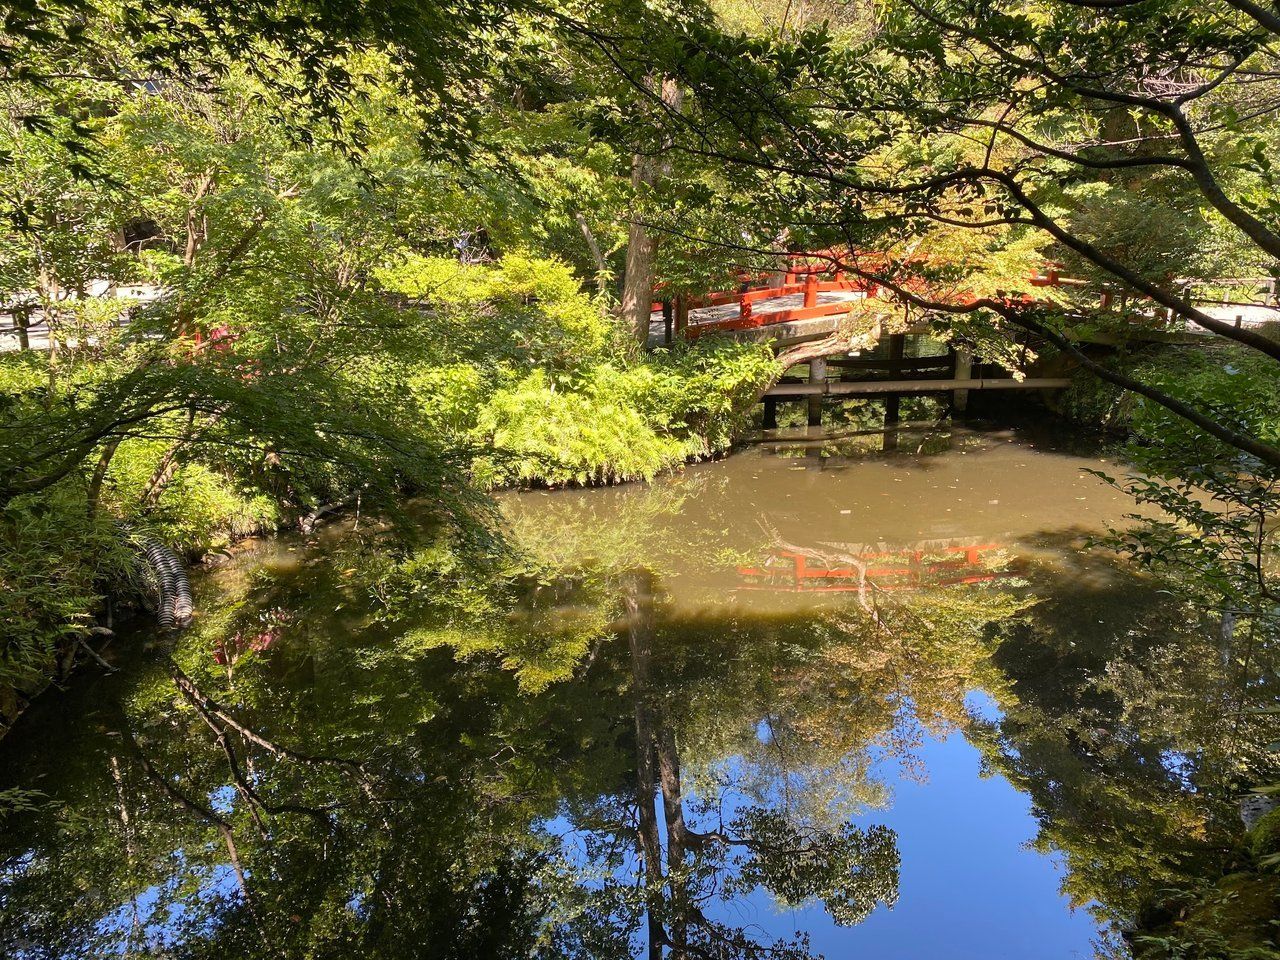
[4,2,1280,954]
[0,19,783,706]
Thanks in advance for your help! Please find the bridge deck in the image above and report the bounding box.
[653,289,861,327]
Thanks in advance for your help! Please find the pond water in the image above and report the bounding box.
[1,420,1275,959]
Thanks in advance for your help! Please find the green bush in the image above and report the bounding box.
[475,368,686,487]
[103,439,279,555]
[1133,872,1280,960]
[1249,807,1280,862]
[622,338,781,455]
[471,339,779,488]
[0,487,135,692]
[378,254,780,489]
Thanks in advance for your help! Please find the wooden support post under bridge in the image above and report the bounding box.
[762,396,778,429]
[951,346,973,413]
[884,334,906,428]
[807,357,827,427]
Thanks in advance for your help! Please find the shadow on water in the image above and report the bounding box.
[1,425,1278,958]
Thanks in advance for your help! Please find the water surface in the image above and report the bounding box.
[1,421,1273,958]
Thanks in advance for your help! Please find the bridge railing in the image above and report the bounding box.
[655,264,875,340]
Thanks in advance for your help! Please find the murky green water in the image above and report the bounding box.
[2,421,1277,958]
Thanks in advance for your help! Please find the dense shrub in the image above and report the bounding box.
[380,254,780,488]
[476,369,685,486]
[104,439,280,555]
[0,488,135,694]
[473,340,779,488]
[1249,807,1280,862]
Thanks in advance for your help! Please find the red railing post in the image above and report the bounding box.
[740,295,753,324]
[804,272,817,308]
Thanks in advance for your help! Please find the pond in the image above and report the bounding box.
[1,419,1276,959]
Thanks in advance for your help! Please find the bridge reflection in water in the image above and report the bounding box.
[737,538,1017,630]
[738,539,1013,595]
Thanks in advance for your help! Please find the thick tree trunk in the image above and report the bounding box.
[619,77,683,346]
[620,163,660,346]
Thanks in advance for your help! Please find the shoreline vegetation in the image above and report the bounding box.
[0,331,1238,737]
[0,285,781,732]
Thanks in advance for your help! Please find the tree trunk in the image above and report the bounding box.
[87,438,122,521]
[575,213,610,298]
[619,77,683,346]
[620,164,660,347]
[14,307,30,351]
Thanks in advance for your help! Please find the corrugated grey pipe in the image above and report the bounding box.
[138,537,194,630]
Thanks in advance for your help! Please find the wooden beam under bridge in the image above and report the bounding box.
[763,377,1073,397]
[824,355,953,370]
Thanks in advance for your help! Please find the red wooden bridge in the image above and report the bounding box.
[649,252,1079,421]
[647,252,1279,350]
[649,254,879,347]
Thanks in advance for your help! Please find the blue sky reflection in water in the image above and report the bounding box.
[581,690,1098,960]
[764,693,1098,960]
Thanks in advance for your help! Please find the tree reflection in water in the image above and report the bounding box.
[0,564,919,955]
[1,444,1278,958]
[619,568,899,960]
